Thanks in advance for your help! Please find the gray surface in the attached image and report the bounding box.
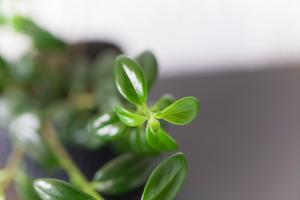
[151,67,300,200]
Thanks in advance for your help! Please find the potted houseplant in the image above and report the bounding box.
[0,15,200,200]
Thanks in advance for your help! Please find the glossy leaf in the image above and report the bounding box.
[12,15,66,50]
[135,50,158,90]
[15,170,41,200]
[146,127,178,151]
[115,55,148,105]
[142,153,188,200]
[87,112,125,145]
[9,112,58,168]
[34,179,96,200]
[93,153,152,195]
[148,118,161,133]
[115,106,146,127]
[129,128,157,155]
[156,96,200,125]
[151,94,175,112]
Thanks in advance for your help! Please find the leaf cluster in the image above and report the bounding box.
[0,15,200,200]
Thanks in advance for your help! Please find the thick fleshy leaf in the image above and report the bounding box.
[135,51,158,90]
[146,127,178,151]
[151,94,175,112]
[87,112,125,145]
[156,96,200,125]
[93,153,152,195]
[115,106,146,127]
[34,179,96,200]
[15,170,41,200]
[148,118,161,133]
[115,55,148,105]
[129,128,158,155]
[9,112,58,168]
[142,153,188,200]
[12,15,66,50]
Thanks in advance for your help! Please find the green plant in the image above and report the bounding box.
[0,15,200,200]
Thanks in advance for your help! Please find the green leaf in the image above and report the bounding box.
[128,128,158,155]
[92,50,120,111]
[15,170,41,200]
[135,50,158,90]
[93,153,152,195]
[34,179,96,200]
[115,106,146,127]
[87,112,125,145]
[151,94,175,112]
[0,57,11,92]
[0,14,7,25]
[142,152,188,200]
[9,112,58,168]
[115,55,148,105]
[12,15,66,50]
[156,96,200,125]
[148,118,161,133]
[146,127,178,151]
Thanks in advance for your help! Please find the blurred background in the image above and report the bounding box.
[1,0,300,200]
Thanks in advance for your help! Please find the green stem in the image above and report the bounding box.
[43,121,105,200]
[0,148,24,194]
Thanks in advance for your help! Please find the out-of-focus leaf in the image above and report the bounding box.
[12,15,66,50]
[146,127,178,151]
[115,55,148,105]
[15,170,41,200]
[129,128,158,155]
[0,14,7,25]
[115,106,146,127]
[11,55,36,83]
[0,57,11,92]
[156,96,200,125]
[92,50,121,111]
[135,50,158,90]
[93,153,152,195]
[34,179,96,200]
[148,118,161,133]
[151,94,175,112]
[141,153,188,200]
[87,112,125,146]
[9,112,58,168]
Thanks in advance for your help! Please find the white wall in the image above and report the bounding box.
[1,0,300,76]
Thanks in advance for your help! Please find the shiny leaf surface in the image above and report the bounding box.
[146,127,178,151]
[87,112,125,145]
[142,153,188,200]
[135,50,158,90]
[115,106,146,127]
[9,112,58,168]
[93,153,152,195]
[115,55,148,105]
[34,179,96,200]
[148,118,161,133]
[151,94,175,112]
[156,96,200,125]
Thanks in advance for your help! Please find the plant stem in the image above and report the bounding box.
[0,148,24,193]
[43,121,105,200]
